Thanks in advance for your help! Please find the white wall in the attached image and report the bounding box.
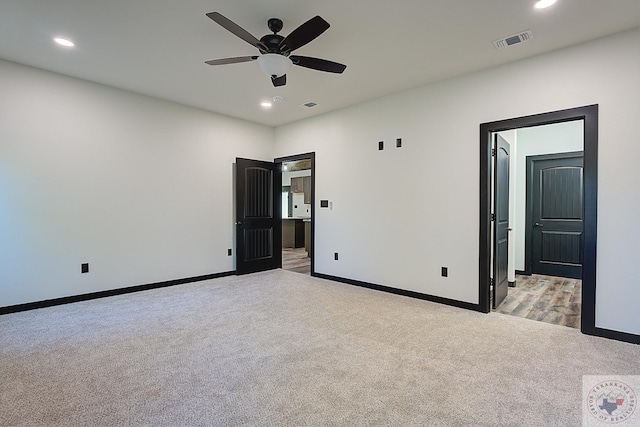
[512,121,584,272]
[274,29,640,335]
[0,59,274,306]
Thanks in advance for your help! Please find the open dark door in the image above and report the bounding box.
[493,135,510,308]
[528,152,583,279]
[235,158,281,274]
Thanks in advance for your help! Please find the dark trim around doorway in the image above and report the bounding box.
[479,105,599,336]
[274,152,315,276]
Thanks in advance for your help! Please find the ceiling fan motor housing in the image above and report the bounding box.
[260,34,286,53]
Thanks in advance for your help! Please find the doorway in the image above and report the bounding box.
[493,150,584,329]
[479,105,598,335]
[276,153,315,275]
[234,153,315,276]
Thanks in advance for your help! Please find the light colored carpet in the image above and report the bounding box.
[1,270,638,426]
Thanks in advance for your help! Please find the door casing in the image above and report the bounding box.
[479,105,598,335]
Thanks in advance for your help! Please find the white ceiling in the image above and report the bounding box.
[1,1,638,127]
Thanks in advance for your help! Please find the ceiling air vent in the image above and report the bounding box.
[493,30,534,49]
[300,102,318,108]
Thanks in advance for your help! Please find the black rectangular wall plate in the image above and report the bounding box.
[396,138,402,147]
[320,200,329,208]
[81,263,89,273]
[378,141,384,150]
[441,267,448,277]
[334,252,339,261]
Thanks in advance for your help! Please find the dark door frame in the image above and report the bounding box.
[525,151,584,277]
[274,152,315,275]
[479,105,598,336]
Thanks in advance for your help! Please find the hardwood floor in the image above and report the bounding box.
[282,248,310,275]
[493,274,581,329]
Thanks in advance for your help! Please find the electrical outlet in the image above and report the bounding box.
[81,263,89,273]
[396,138,402,148]
[228,248,232,256]
[441,267,448,277]
[334,252,339,261]
[378,141,384,150]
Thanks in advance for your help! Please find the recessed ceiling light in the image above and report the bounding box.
[54,37,75,47]
[534,0,557,9]
[261,101,272,108]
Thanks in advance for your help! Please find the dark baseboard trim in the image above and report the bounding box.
[311,274,639,344]
[312,272,482,313]
[0,271,235,315]
[587,327,640,345]
[515,270,528,276]
[508,281,516,288]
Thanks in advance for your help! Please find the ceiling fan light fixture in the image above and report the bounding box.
[257,54,292,78]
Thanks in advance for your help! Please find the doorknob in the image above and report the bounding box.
[534,222,543,227]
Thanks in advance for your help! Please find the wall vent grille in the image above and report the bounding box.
[493,30,534,49]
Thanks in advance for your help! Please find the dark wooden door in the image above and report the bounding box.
[493,135,510,308]
[528,152,583,279]
[235,158,281,274]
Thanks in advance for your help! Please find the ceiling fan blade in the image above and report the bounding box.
[279,16,330,53]
[290,56,347,73]
[205,56,258,66]
[271,74,287,87]
[206,12,267,52]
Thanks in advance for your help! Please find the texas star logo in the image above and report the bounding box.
[587,380,637,424]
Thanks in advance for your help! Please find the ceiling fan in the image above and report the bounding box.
[205,12,347,87]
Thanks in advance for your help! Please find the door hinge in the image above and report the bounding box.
[491,213,496,221]
[491,148,496,156]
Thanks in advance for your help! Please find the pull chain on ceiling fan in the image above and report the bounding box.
[204,12,347,87]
